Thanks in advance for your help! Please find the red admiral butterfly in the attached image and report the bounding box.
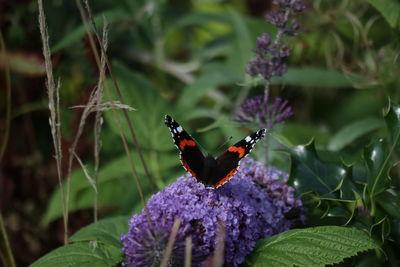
[165,115,266,188]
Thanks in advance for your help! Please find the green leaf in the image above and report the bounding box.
[246,226,379,267]
[376,189,400,220]
[272,67,353,88]
[280,122,331,146]
[70,216,129,248]
[30,242,122,267]
[328,118,383,151]
[167,12,230,35]
[176,65,238,112]
[0,51,45,76]
[367,0,400,28]
[384,102,400,156]
[287,141,355,199]
[227,9,253,79]
[104,61,171,151]
[52,9,129,52]
[42,151,176,224]
[364,139,391,197]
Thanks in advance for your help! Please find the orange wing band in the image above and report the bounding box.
[214,167,238,188]
[228,146,246,158]
[181,158,200,181]
[179,139,196,150]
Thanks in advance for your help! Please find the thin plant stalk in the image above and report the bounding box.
[160,218,181,267]
[212,220,226,267]
[37,0,68,244]
[0,30,14,267]
[92,24,108,223]
[184,237,192,267]
[75,0,152,222]
[0,31,11,163]
[0,213,16,267]
[82,0,158,193]
[65,28,108,222]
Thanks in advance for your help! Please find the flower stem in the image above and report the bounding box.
[0,213,16,267]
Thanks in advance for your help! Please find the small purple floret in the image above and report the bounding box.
[121,158,305,266]
[246,0,306,80]
[232,95,293,129]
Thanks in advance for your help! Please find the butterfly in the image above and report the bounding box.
[165,115,266,188]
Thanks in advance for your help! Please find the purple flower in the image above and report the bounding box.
[232,95,293,129]
[246,0,306,80]
[121,157,305,266]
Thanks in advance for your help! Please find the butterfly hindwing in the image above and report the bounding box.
[212,129,266,188]
[164,115,205,181]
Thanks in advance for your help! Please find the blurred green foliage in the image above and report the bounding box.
[3,0,400,265]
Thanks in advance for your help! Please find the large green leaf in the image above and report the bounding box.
[70,216,129,248]
[30,242,122,267]
[104,61,171,151]
[42,151,176,224]
[167,12,230,35]
[280,122,331,146]
[287,141,356,199]
[272,67,353,88]
[176,65,238,112]
[367,0,400,28]
[364,139,391,197]
[328,117,383,151]
[376,189,400,220]
[384,103,400,156]
[246,226,379,267]
[226,9,253,79]
[0,51,45,76]
[52,9,129,52]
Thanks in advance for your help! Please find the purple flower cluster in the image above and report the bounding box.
[232,95,293,129]
[121,157,304,266]
[246,0,306,79]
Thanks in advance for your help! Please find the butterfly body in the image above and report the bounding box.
[165,115,265,188]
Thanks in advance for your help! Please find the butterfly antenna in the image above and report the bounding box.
[215,136,233,154]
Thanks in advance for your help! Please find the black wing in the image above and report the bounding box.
[164,115,205,181]
[211,129,266,188]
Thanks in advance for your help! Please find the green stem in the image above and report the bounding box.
[0,30,11,163]
[0,213,16,267]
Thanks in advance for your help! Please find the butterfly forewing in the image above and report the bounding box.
[164,115,205,181]
[212,129,266,187]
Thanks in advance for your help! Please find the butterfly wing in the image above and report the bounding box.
[165,115,205,181]
[212,129,266,188]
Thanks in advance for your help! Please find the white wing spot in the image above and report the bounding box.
[245,136,252,142]
[177,126,183,133]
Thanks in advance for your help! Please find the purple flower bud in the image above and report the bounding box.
[255,33,271,55]
[265,11,287,28]
[246,0,306,80]
[232,95,293,129]
[121,158,305,266]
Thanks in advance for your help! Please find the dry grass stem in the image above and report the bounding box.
[66,24,108,224]
[82,0,158,194]
[37,0,68,244]
[74,0,154,223]
[0,31,15,267]
[92,23,108,222]
[0,212,16,267]
[70,101,136,112]
[0,31,11,163]
[72,151,98,193]
[212,219,226,267]
[160,218,181,267]
[184,237,192,267]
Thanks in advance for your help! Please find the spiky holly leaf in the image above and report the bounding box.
[287,141,357,200]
